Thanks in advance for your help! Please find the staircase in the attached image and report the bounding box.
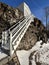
[1,14,34,56]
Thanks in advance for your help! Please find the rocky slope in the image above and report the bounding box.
[0,2,24,39]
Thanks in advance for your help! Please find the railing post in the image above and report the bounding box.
[10,32,13,56]
[2,32,5,48]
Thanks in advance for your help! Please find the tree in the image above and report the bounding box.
[44,6,49,30]
[47,22,49,30]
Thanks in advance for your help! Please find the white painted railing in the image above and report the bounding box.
[1,14,34,56]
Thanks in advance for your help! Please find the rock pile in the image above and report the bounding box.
[33,18,48,43]
[0,2,24,39]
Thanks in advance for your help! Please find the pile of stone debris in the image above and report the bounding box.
[32,18,48,43]
[0,2,24,32]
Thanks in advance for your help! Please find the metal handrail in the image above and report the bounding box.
[12,15,32,44]
[11,15,32,36]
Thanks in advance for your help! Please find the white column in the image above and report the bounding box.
[10,32,13,56]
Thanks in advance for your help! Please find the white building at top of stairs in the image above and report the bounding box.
[18,2,32,17]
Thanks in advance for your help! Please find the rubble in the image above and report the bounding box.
[32,18,48,43]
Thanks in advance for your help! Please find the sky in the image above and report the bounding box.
[0,0,49,25]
